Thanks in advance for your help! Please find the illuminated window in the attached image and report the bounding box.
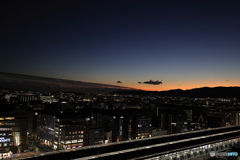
[72,140,77,143]
[0,118,4,121]
[66,145,71,149]
[5,123,15,125]
[0,128,12,131]
[5,117,14,120]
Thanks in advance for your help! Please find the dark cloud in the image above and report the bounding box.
[117,81,122,84]
[0,72,135,93]
[143,80,162,85]
[138,82,142,84]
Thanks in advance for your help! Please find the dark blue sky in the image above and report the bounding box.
[1,0,240,91]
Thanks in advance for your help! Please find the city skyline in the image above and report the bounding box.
[1,1,240,91]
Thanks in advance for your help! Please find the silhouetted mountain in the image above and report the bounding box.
[111,87,240,98]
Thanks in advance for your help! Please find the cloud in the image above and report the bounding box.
[0,72,135,93]
[116,81,122,84]
[143,80,162,85]
[138,82,142,84]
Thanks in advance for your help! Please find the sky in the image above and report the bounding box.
[1,0,240,92]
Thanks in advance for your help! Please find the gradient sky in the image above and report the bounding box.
[1,0,240,91]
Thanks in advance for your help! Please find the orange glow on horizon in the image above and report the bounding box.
[129,85,240,92]
[123,81,240,92]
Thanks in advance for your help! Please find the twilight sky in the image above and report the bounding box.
[1,0,240,91]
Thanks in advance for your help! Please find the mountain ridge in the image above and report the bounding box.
[111,86,240,98]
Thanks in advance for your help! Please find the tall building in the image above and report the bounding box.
[59,91,63,99]
[167,110,188,134]
[131,111,152,139]
[84,128,104,146]
[102,113,125,142]
[230,111,240,125]
[102,109,152,141]
[205,110,222,128]
[0,106,28,154]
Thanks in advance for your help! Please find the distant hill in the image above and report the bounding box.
[111,87,240,98]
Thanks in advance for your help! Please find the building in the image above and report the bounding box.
[131,111,152,139]
[36,112,55,147]
[0,106,28,154]
[230,111,240,125]
[102,109,152,142]
[205,110,222,128]
[27,110,38,139]
[35,111,104,150]
[58,123,85,149]
[167,110,188,134]
[102,113,125,142]
[84,128,104,146]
